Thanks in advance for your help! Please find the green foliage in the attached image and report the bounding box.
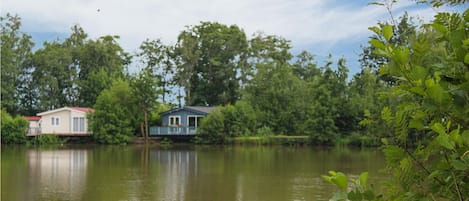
[36,135,66,144]
[1,109,28,144]
[197,107,226,143]
[197,101,259,143]
[137,39,174,103]
[323,171,379,201]
[90,80,136,144]
[256,126,274,136]
[327,4,469,201]
[1,19,129,116]
[159,137,173,147]
[174,22,248,106]
[1,13,34,115]
[130,68,162,139]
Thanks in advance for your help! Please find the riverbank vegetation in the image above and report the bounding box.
[1,1,466,149]
[2,11,390,145]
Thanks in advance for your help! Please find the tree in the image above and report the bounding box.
[348,67,390,145]
[90,80,137,144]
[130,68,161,143]
[137,39,174,103]
[174,22,248,106]
[76,35,130,107]
[359,13,417,85]
[292,51,320,81]
[32,42,75,111]
[244,61,303,134]
[1,13,34,115]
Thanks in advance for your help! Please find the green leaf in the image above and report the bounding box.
[451,160,468,171]
[368,26,380,35]
[334,172,348,192]
[359,172,369,187]
[426,84,451,104]
[369,39,386,50]
[394,46,410,64]
[461,130,469,146]
[409,65,428,81]
[381,106,392,125]
[330,191,348,201]
[383,145,405,165]
[409,118,424,130]
[435,134,455,150]
[363,190,375,200]
[368,2,384,6]
[348,190,363,201]
[431,123,446,135]
[382,25,393,42]
[428,170,441,179]
[409,87,425,96]
[432,23,448,34]
[462,39,469,49]
[464,53,469,64]
[449,128,462,146]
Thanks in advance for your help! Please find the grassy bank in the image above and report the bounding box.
[228,135,309,145]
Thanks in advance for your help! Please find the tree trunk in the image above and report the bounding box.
[140,123,144,138]
[144,110,148,144]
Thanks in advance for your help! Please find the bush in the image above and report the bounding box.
[255,126,274,136]
[346,132,380,147]
[90,80,136,144]
[198,102,258,143]
[36,135,66,144]
[1,110,28,144]
[197,107,226,143]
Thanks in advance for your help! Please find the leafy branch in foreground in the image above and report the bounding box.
[323,171,380,201]
[325,4,469,201]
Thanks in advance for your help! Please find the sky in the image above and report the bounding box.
[1,0,456,76]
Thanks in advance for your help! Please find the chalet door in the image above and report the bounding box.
[188,117,196,127]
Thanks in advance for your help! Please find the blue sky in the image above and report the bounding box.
[2,0,454,76]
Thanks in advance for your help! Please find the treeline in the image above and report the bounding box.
[1,12,415,145]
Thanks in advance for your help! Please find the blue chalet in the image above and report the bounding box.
[149,106,214,136]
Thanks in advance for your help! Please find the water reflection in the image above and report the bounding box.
[28,149,87,201]
[150,149,197,201]
[1,146,385,201]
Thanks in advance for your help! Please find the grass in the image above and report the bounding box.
[230,135,309,145]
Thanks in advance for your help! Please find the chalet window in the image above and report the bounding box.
[51,117,60,126]
[73,117,86,132]
[188,116,204,127]
[73,117,78,132]
[169,116,180,126]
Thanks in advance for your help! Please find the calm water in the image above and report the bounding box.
[1,145,386,201]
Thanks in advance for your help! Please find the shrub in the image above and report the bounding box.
[1,110,28,144]
[37,135,66,144]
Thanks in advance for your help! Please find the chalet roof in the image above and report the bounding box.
[24,116,41,121]
[37,106,94,116]
[69,107,95,113]
[184,106,215,114]
[161,106,215,116]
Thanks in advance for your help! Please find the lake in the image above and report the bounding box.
[1,145,386,201]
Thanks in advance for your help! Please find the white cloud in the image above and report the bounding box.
[2,0,438,54]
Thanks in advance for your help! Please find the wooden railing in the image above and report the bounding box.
[149,126,197,136]
[26,127,41,136]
